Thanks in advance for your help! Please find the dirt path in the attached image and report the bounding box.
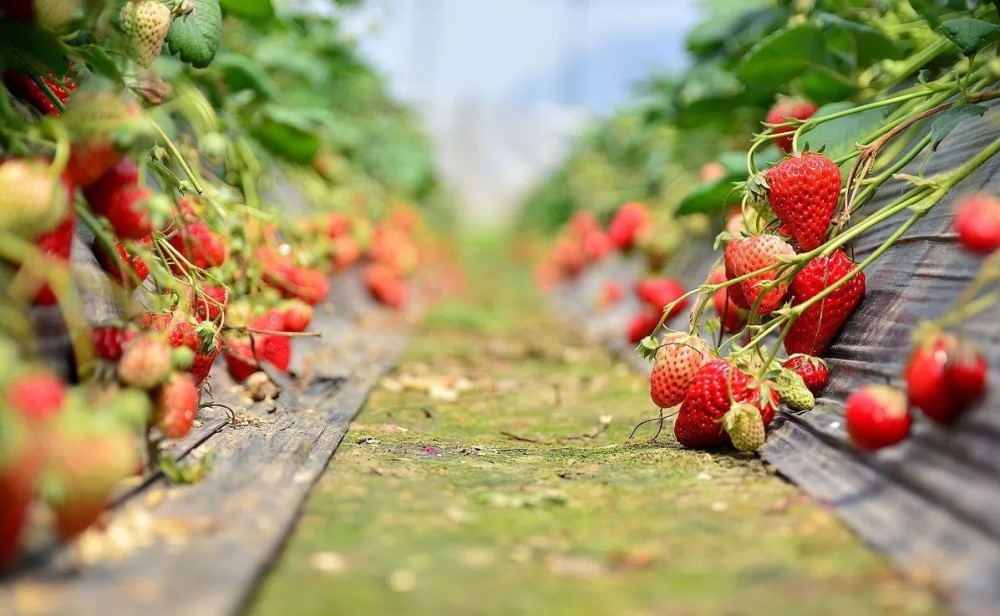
[247,238,941,616]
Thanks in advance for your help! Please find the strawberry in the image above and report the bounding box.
[7,370,66,422]
[281,299,313,333]
[723,239,751,310]
[167,221,228,272]
[954,193,1000,254]
[30,189,76,306]
[3,70,62,115]
[784,250,865,356]
[627,310,660,345]
[0,414,39,569]
[94,237,150,288]
[90,325,133,361]
[189,330,220,385]
[649,331,710,409]
[765,152,840,251]
[581,229,612,262]
[330,235,362,271]
[365,263,407,308]
[708,267,747,333]
[286,267,329,306]
[63,92,142,188]
[766,97,818,154]
[905,333,987,425]
[222,335,259,382]
[47,421,138,540]
[550,237,586,277]
[722,403,766,452]
[323,212,351,239]
[154,373,198,439]
[105,186,153,239]
[137,311,200,352]
[844,385,911,451]
[252,310,291,372]
[82,159,139,216]
[119,0,172,68]
[674,359,778,449]
[0,158,70,239]
[635,277,687,316]
[783,354,828,394]
[608,202,651,251]
[776,369,814,411]
[118,334,172,389]
[724,235,794,315]
[568,211,600,239]
[370,226,419,275]
[194,284,228,322]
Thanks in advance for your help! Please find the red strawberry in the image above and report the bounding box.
[252,309,291,372]
[222,335,259,382]
[82,159,139,216]
[649,331,711,409]
[723,239,751,310]
[118,334,172,389]
[94,237,150,288]
[190,343,220,386]
[330,235,362,271]
[90,325,133,361]
[725,235,794,315]
[550,237,586,277]
[31,205,75,305]
[905,333,987,425]
[844,385,911,451]
[568,211,599,238]
[674,359,778,449]
[765,153,841,252]
[608,202,651,250]
[281,300,313,333]
[67,141,121,189]
[194,284,228,322]
[0,416,40,569]
[154,373,199,439]
[47,424,138,540]
[784,250,865,356]
[7,370,66,422]
[168,221,228,272]
[106,186,153,240]
[581,228,612,262]
[635,277,687,316]
[365,263,407,308]
[766,97,818,154]
[287,267,329,306]
[708,267,747,333]
[323,212,351,238]
[138,312,200,352]
[783,354,829,394]
[627,310,661,345]
[954,193,1000,254]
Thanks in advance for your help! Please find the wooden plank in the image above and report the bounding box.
[551,103,1000,616]
[1,269,409,616]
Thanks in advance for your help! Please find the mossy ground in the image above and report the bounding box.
[248,236,941,616]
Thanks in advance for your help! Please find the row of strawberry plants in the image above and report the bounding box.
[0,0,449,569]
[534,1,1000,453]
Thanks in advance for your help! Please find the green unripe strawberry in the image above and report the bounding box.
[723,403,766,452]
[777,369,815,412]
[119,0,172,68]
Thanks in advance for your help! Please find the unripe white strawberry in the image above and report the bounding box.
[119,0,172,68]
[723,403,766,452]
[0,159,69,239]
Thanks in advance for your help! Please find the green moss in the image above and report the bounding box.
[248,239,941,616]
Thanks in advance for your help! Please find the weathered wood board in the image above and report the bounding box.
[550,105,1000,616]
[1,267,410,616]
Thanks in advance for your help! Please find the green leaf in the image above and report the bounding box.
[214,52,275,99]
[0,22,69,74]
[676,179,742,216]
[736,24,831,91]
[930,103,988,149]
[165,0,223,68]
[796,101,885,162]
[253,105,322,164]
[220,0,273,23]
[938,18,1000,57]
[70,44,122,84]
[816,13,902,67]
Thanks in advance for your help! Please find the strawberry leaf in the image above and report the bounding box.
[938,18,1000,57]
[931,103,989,150]
[165,0,223,69]
[736,24,832,93]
